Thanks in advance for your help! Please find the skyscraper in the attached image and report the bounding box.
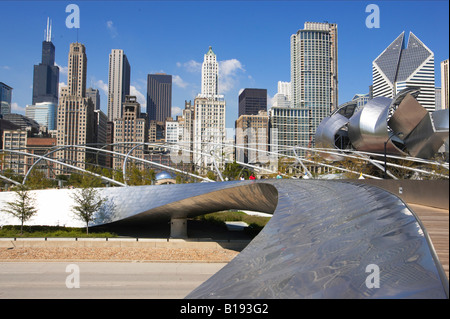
[56,42,95,170]
[108,49,130,121]
[290,22,338,151]
[372,31,435,111]
[238,88,267,116]
[32,18,59,106]
[193,46,226,170]
[441,59,449,109]
[200,46,219,98]
[113,95,147,170]
[147,73,172,122]
[0,82,13,115]
[86,87,100,110]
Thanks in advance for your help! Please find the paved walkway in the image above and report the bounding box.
[0,262,226,299]
[408,203,449,279]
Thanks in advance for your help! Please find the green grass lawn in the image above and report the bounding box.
[193,211,272,236]
[0,225,116,238]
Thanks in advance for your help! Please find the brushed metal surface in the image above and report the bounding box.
[84,179,449,298]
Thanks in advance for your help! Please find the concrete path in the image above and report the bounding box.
[0,262,226,299]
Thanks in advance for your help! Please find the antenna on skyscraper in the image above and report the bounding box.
[45,17,52,42]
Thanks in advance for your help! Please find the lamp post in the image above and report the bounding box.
[384,132,403,179]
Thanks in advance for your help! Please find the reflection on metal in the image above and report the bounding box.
[316,88,449,160]
[182,180,448,299]
[84,179,449,298]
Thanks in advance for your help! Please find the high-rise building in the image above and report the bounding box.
[147,73,172,123]
[0,82,13,116]
[86,87,100,110]
[193,96,226,169]
[372,31,435,111]
[200,46,219,98]
[235,110,269,165]
[290,22,338,149]
[32,18,59,106]
[108,49,130,121]
[238,88,267,116]
[193,47,226,170]
[25,102,57,131]
[113,95,147,170]
[291,22,338,111]
[56,42,95,170]
[441,59,449,109]
[269,107,310,157]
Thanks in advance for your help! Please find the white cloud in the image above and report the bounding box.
[106,20,118,38]
[172,106,182,117]
[58,82,67,97]
[11,102,26,114]
[95,79,109,96]
[173,75,188,88]
[178,60,201,73]
[55,63,68,76]
[130,85,146,108]
[219,59,245,93]
[1,65,10,70]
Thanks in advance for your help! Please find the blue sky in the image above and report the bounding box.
[1,1,449,132]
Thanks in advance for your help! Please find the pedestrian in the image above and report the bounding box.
[249,173,256,180]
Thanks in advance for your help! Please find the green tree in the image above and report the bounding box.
[71,186,106,234]
[2,185,38,235]
[25,170,55,190]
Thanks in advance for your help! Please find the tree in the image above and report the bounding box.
[2,184,38,235]
[71,186,106,234]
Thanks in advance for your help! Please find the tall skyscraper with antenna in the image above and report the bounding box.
[32,18,59,105]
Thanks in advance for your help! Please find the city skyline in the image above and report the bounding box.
[1,1,449,135]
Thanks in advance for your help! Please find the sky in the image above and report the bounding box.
[1,0,449,136]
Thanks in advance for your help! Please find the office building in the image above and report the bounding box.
[108,49,130,121]
[0,82,13,116]
[290,22,338,148]
[56,42,95,170]
[373,31,435,111]
[235,110,269,164]
[441,59,449,109]
[32,18,59,106]
[270,107,310,157]
[193,47,226,169]
[86,87,100,110]
[113,95,147,170]
[147,73,172,123]
[199,46,219,99]
[193,96,226,169]
[25,102,57,130]
[238,88,267,116]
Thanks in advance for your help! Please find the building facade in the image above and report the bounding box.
[108,49,131,121]
[238,88,267,117]
[441,59,449,109]
[193,47,227,170]
[235,110,269,165]
[32,18,59,106]
[372,32,435,111]
[25,102,57,131]
[290,22,338,149]
[56,42,95,171]
[270,107,311,157]
[147,73,172,123]
[113,95,147,170]
[0,82,13,116]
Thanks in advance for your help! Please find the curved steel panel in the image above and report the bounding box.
[84,179,448,298]
[184,180,448,299]
[315,113,349,161]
